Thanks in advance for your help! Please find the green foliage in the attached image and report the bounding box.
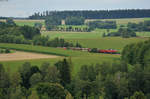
[45,17,61,30]
[65,16,85,25]
[36,83,66,99]
[130,91,146,99]
[88,21,117,29]
[44,66,60,83]
[122,39,150,66]
[107,28,136,38]
[34,22,42,30]
[30,73,42,87]
[6,18,16,26]
[128,21,150,31]
[28,91,39,99]
[0,21,40,44]
[20,25,40,39]
[55,59,71,86]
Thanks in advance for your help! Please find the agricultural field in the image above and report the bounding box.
[42,31,147,51]
[85,17,150,25]
[0,19,45,26]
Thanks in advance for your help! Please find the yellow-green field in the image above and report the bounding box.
[85,17,150,25]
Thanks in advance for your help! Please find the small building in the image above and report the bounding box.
[61,20,65,25]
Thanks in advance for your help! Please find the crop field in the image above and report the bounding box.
[85,17,150,25]
[0,51,59,61]
[0,19,45,26]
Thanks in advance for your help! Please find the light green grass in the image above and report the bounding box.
[136,32,150,37]
[0,19,45,26]
[85,18,150,25]
[66,37,147,51]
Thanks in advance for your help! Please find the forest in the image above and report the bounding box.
[29,9,150,19]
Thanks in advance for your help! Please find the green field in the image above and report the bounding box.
[42,31,147,51]
[0,19,45,26]
[0,43,120,76]
[85,18,150,25]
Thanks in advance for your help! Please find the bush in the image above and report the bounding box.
[5,49,10,53]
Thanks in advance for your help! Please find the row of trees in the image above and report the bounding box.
[0,58,149,99]
[127,21,150,31]
[105,28,136,38]
[33,36,82,48]
[55,26,91,32]
[29,9,150,19]
[65,17,85,25]
[88,21,117,30]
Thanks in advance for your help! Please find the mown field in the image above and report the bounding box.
[0,17,150,76]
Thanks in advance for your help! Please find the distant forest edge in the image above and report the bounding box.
[29,9,150,19]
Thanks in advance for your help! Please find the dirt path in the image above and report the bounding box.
[0,51,60,61]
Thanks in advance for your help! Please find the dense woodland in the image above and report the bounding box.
[1,39,150,98]
[29,9,150,19]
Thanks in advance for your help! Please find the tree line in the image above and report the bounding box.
[88,21,117,30]
[29,9,150,19]
[104,28,136,38]
[127,21,150,31]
